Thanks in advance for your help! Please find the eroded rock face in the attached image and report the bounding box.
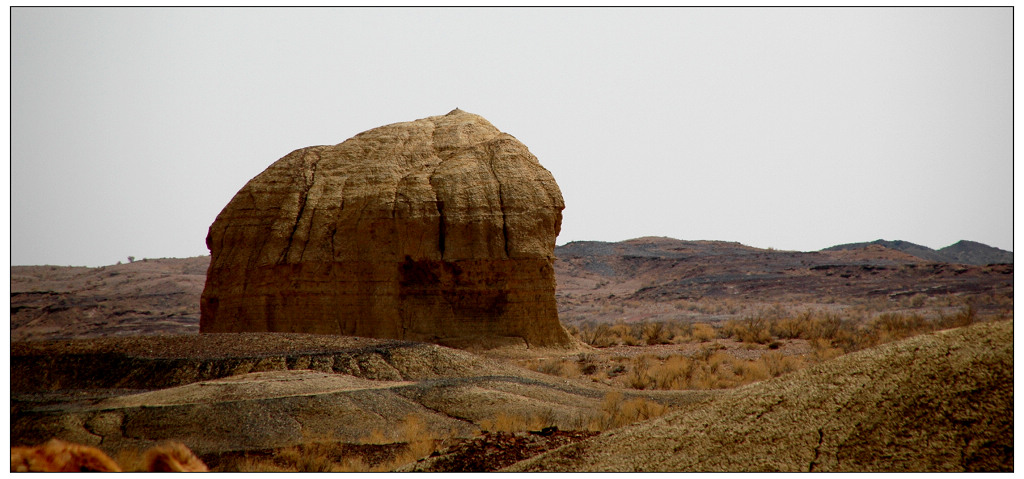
[200,109,572,348]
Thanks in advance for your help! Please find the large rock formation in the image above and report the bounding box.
[200,109,572,348]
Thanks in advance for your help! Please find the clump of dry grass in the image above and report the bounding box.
[529,357,581,378]
[721,305,985,358]
[586,391,670,431]
[620,350,786,391]
[686,323,717,342]
[561,304,992,393]
[572,320,675,348]
[212,414,454,472]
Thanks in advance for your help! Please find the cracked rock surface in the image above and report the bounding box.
[200,109,571,348]
[505,320,1013,472]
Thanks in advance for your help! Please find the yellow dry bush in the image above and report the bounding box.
[869,313,927,341]
[648,354,694,390]
[619,349,806,391]
[641,322,673,345]
[587,391,670,431]
[335,456,372,473]
[624,356,653,389]
[722,317,772,344]
[810,338,845,362]
[760,351,804,377]
[400,414,430,444]
[730,357,770,384]
[689,323,717,342]
[359,428,390,445]
[534,358,580,378]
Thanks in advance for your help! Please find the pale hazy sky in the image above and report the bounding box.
[11,7,1013,267]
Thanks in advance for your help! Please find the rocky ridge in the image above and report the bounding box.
[824,239,1012,265]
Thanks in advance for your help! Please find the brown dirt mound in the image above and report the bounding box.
[506,320,1013,472]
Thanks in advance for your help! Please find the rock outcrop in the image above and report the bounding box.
[200,109,572,348]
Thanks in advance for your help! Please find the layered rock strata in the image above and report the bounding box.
[200,109,572,348]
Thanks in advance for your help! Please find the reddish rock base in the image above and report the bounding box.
[200,258,570,348]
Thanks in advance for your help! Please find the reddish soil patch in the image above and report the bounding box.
[408,428,600,472]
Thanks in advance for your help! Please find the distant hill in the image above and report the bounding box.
[823,239,1012,265]
[938,240,1014,266]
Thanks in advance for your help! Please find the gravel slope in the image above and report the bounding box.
[506,320,1013,472]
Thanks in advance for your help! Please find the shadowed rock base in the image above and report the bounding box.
[201,258,569,348]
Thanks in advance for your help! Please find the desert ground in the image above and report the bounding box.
[10,237,1013,472]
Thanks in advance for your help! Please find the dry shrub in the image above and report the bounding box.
[587,391,670,431]
[771,311,843,342]
[624,356,653,389]
[642,322,673,345]
[871,313,926,339]
[689,323,717,342]
[761,351,804,377]
[937,303,977,329]
[577,353,599,375]
[618,348,808,392]
[810,338,844,362]
[335,456,372,472]
[694,343,726,361]
[360,428,390,444]
[378,414,444,471]
[238,443,341,472]
[217,414,452,472]
[620,332,642,346]
[731,358,770,383]
[585,323,617,347]
[722,316,773,344]
[724,308,986,361]
[533,357,580,378]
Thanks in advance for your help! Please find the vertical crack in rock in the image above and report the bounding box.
[300,208,317,263]
[328,187,345,261]
[279,149,322,264]
[428,169,446,258]
[484,148,510,259]
[437,199,446,257]
[809,427,825,471]
[245,187,265,268]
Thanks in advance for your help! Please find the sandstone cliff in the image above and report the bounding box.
[200,109,572,348]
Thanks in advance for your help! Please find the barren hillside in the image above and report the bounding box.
[506,320,1013,472]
